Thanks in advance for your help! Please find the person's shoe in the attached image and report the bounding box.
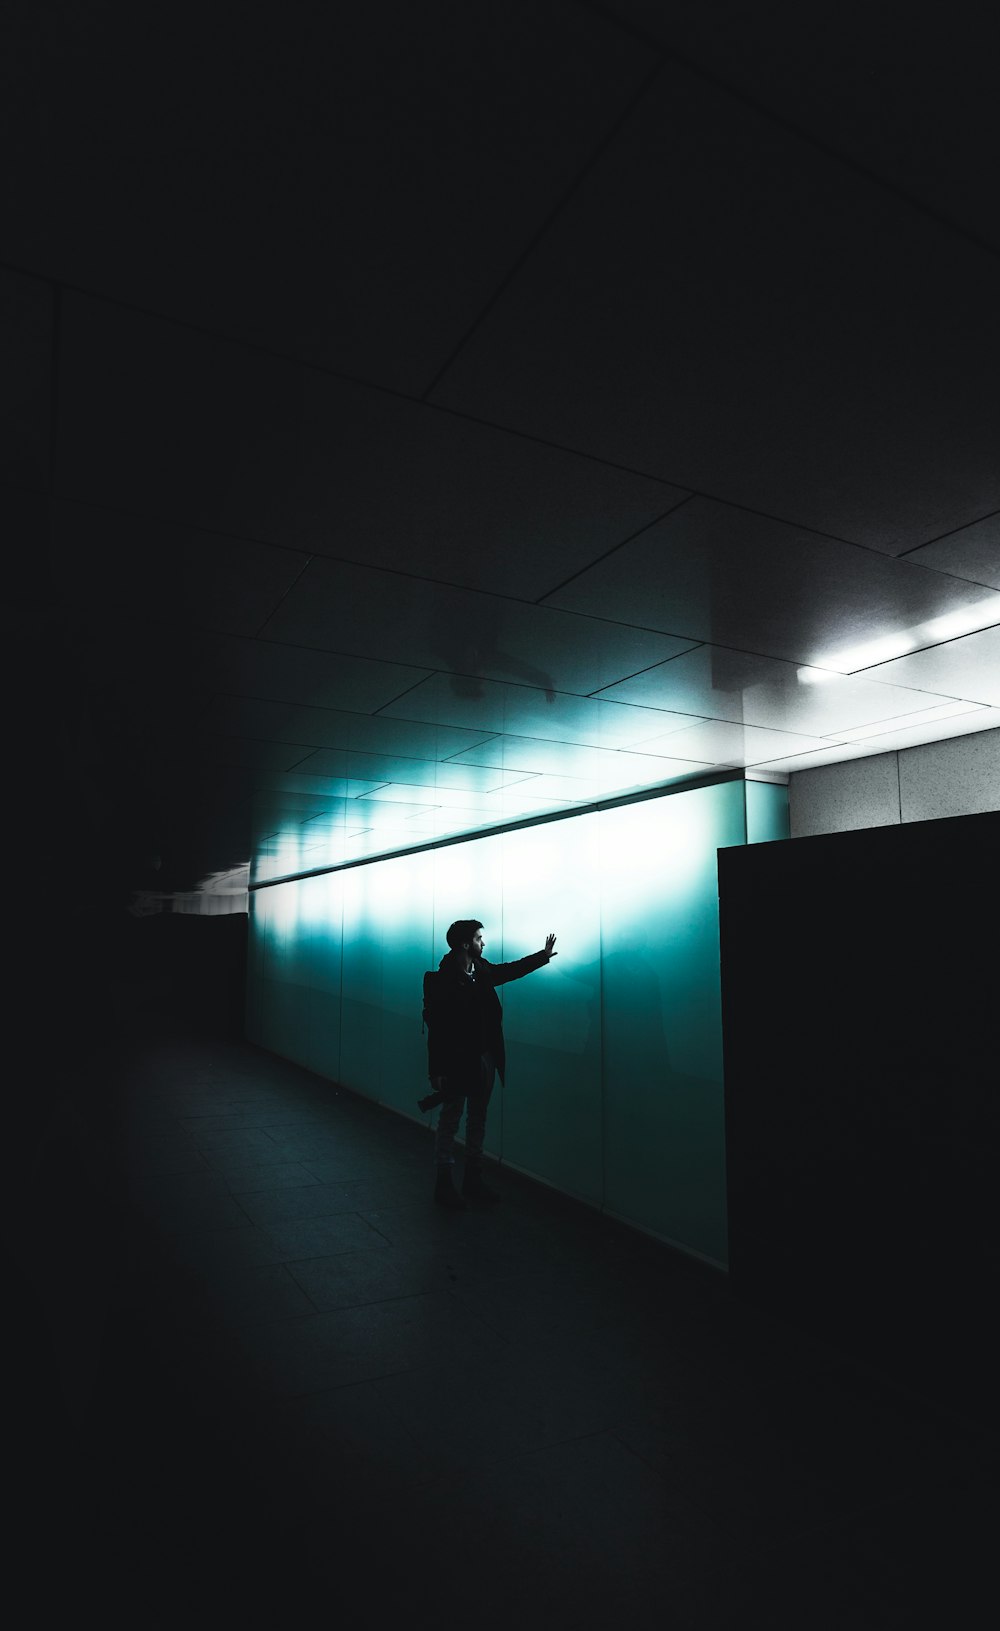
[462,1166,501,1204]
[434,1167,467,1209]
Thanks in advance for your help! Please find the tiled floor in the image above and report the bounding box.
[11,999,998,1628]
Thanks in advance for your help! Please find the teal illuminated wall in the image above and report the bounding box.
[246,775,785,1268]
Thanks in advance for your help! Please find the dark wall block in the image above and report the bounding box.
[719,809,999,1425]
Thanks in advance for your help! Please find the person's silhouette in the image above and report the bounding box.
[421,920,557,1207]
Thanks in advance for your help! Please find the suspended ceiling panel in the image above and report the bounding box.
[6,2,997,891]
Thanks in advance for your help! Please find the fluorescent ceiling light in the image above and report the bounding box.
[796,666,840,685]
[811,633,918,673]
[921,597,999,642]
[811,595,999,676]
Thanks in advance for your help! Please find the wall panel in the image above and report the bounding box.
[898,726,1000,822]
[746,778,791,844]
[371,849,437,1118]
[246,775,783,1267]
[339,864,385,1099]
[248,872,344,1080]
[598,783,744,1264]
[499,816,603,1205]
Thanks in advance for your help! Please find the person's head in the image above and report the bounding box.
[446,919,485,958]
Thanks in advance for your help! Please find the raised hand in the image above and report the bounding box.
[544,933,558,957]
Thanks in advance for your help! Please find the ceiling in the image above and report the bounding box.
[8,0,999,900]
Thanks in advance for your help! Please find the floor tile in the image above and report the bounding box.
[32,1021,996,1631]
[286,1248,444,1311]
[235,1182,373,1226]
[260,1210,392,1260]
[215,1160,323,1192]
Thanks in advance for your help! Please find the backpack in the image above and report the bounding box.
[421,969,440,1033]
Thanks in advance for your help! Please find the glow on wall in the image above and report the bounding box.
[246,775,783,1268]
[598,782,745,1264]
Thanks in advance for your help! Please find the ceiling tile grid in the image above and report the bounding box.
[428,53,1000,551]
[14,3,998,886]
[750,713,1000,775]
[543,497,1000,673]
[601,1,1000,254]
[380,673,704,750]
[858,627,1000,708]
[202,691,498,762]
[207,635,435,718]
[55,290,695,602]
[257,555,704,697]
[591,645,975,735]
[7,4,653,393]
[898,514,1000,591]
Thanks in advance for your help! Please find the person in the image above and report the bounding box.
[423,920,557,1208]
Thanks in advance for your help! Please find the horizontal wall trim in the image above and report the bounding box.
[249,766,747,891]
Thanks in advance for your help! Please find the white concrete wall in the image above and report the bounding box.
[788,726,1000,838]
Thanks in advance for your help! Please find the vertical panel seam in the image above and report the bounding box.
[897,750,903,824]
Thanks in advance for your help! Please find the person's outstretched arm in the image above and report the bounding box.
[484,933,557,987]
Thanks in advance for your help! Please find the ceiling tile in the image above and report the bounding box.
[252,793,349,822]
[260,556,700,694]
[285,372,690,598]
[203,691,497,761]
[201,736,315,773]
[56,294,689,599]
[244,770,391,801]
[469,786,595,818]
[299,808,381,836]
[444,733,717,800]
[828,702,990,743]
[355,782,526,810]
[209,634,433,714]
[25,6,999,891]
[15,6,650,394]
[635,718,832,767]
[602,0,1000,254]
[593,642,972,735]
[293,748,533,793]
[473,772,597,804]
[269,778,389,803]
[899,514,1000,590]
[380,672,694,748]
[859,626,1000,707]
[430,57,1000,550]
[500,761,709,802]
[50,502,308,637]
[544,498,1000,668]
[445,734,707,779]
[57,295,301,532]
[751,711,1000,773]
[335,797,437,825]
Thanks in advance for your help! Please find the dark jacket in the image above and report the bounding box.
[425,948,552,1089]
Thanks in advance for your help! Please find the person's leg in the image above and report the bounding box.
[433,1092,467,1207]
[434,1092,465,1168]
[462,1054,500,1202]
